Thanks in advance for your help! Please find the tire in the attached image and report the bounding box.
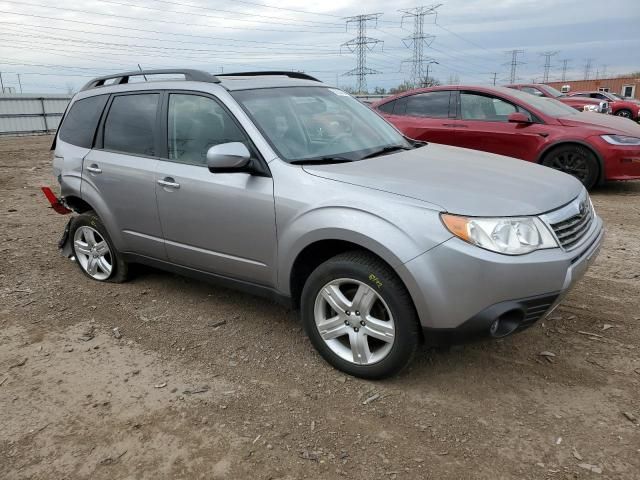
[70,211,128,283]
[541,144,599,190]
[615,109,632,119]
[300,251,420,379]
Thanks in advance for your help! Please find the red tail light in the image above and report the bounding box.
[41,187,72,215]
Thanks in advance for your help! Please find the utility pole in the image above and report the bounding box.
[489,72,498,86]
[0,72,4,94]
[341,13,383,94]
[583,58,593,80]
[399,4,441,88]
[560,59,570,82]
[17,73,22,93]
[540,51,558,83]
[504,49,525,83]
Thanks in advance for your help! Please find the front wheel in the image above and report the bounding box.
[300,251,420,379]
[541,145,599,190]
[615,109,632,119]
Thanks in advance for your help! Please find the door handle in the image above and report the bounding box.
[86,164,102,174]
[157,178,180,189]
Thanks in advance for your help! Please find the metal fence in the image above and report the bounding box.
[0,94,72,136]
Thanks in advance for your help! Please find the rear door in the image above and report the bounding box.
[450,91,548,161]
[54,94,109,198]
[377,91,457,145]
[82,92,166,259]
[154,92,276,286]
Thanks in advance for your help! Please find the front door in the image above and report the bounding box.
[450,91,548,162]
[155,92,277,286]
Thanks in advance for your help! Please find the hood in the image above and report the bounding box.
[303,143,583,217]
[558,112,640,135]
[559,96,601,105]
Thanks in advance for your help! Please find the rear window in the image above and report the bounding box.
[103,93,159,156]
[58,95,108,148]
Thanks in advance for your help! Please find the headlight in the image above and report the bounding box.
[583,105,599,112]
[441,214,558,255]
[601,134,640,146]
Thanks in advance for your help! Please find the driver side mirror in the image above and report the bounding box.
[206,142,252,173]
[508,112,532,124]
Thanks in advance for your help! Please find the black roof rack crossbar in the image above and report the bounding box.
[80,69,219,91]
[216,71,320,82]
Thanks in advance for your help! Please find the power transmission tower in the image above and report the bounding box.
[600,64,607,79]
[341,13,383,94]
[399,4,441,87]
[583,58,594,80]
[17,74,22,94]
[560,59,570,82]
[504,49,525,83]
[540,51,558,83]
[0,72,4,94]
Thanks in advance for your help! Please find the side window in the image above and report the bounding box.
[404,91,450,118]
[103,93,159,156]
[460,93,517,122]
[377,100,395,114]
[168,94,248,165]
[58,95,108,148]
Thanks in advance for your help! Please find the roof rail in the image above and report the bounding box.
[217,71,321,82]
[80,69,220,91]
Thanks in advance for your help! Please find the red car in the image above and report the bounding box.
[506,83,610,114]
[567,91,640,120]
[372,85,640,189]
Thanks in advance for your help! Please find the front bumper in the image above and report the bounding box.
[397,215,604,338]
[593,138,640,181]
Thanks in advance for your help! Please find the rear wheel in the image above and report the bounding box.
[541,144,599,190]
[300,251,420,379]
[615,109,632,119]
[70,212,128,283]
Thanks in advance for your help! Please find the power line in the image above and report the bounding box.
[399,4,441,87]
[1,0,344,35]
[341,14,384,93]
[540,51,558,83]
[504,49,525,83]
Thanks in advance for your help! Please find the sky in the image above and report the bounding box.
[0,0,638,93]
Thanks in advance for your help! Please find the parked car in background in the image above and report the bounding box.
[506,83,610,114]
[47,69,605,379]
[567,91,640,120]
[372,85,640,189]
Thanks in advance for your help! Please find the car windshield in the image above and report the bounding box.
[502,87,579,117]
[538,85,565,98]
[232,86,411,162]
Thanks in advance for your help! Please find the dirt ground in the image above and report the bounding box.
[1,135,639,480]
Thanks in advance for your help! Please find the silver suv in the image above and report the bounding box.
[50,69,604,378]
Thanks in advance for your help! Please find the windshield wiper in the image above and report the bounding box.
[290,156,354,165]
[360,144,412,160]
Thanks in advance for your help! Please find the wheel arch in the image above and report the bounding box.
[536,140,605,185]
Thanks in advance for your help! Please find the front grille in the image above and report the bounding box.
[550,202,594,250]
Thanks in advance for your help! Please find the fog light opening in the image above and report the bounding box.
[489,309,523,338]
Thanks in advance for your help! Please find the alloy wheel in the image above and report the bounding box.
[549,151,589,183]
[73,226,113,281]
[313,278,395,365]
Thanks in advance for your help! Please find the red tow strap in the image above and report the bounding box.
[41,187,72,214]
